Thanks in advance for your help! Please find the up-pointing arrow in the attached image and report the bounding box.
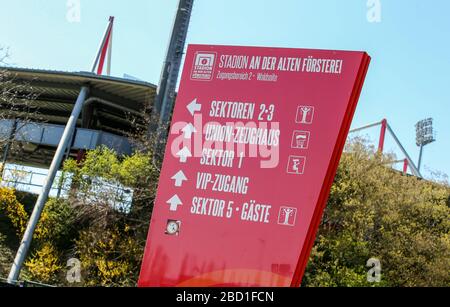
[176,147,192,163]
[182,123,197,139]
[167,195,182,211]
[187,98,202,116]
[171,170,188,187]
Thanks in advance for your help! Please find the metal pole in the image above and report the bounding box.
[7,86,89,284]
[56,130,76,199]
[417,144,424,172]
[152,0,194,156]
[386,123,422,178]
[349,121,383,134]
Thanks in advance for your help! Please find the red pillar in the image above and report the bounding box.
[403,159,409,174]
[378,119,387,153]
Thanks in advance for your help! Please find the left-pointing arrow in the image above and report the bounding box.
[176,147,192,163]
[187,98,202,116]
[171,170,188,187]
[167,195,182,211]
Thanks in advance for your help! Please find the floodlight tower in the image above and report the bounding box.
[153,0,194,157]
[415,118,436,172]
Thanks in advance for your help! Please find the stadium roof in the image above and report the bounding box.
[0,67,157,135]
[0,67,158,168]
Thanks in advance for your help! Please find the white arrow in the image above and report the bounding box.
[167,195,182,211]
[187,98,202,116]
[176,147,192,163]
[182,123,197,139]
[171,170,188,187]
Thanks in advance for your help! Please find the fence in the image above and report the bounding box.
[0,163,133,213]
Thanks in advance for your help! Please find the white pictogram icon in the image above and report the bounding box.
[278,207,297,226]
[191,52,217,81]
[167,195,183,211]
[165,220,181,236]
[292,131,311,149]
[171,170,188,187]
[296,106,315,124]
[287,156,306,175]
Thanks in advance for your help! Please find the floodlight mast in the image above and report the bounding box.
[349,119,423,178]
[415,118,436,172]
[418,145,424,171]
[152,0,194,158]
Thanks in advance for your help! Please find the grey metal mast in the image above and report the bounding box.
[7,17,114,285]
[7,87,89,284]
[417,144,424,171]
[152,0,194,156]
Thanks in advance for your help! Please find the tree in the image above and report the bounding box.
[56,147,158,286]
[0,147,158,285]
[0,47,43,178]
[1,139,448,287]
[303,140,450,287]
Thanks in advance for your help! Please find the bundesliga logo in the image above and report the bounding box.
[191,52,217,81]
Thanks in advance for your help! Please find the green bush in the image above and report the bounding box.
[303,142,450,287]
[1,143,448,287]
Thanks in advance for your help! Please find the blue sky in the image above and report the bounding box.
[0,0,449,180]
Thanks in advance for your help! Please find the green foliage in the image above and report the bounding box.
[60,147,158,286]
[24,242,62,283]
[0,187,28,235]
[0,147,158,285]
[1,143,448,287]
[75,225,141,287]
[0,189,69,283]
[65,147,157,190]
[34,199,76,249]
[303,141,450,287]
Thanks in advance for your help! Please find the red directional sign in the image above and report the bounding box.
[139,45,370,287]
